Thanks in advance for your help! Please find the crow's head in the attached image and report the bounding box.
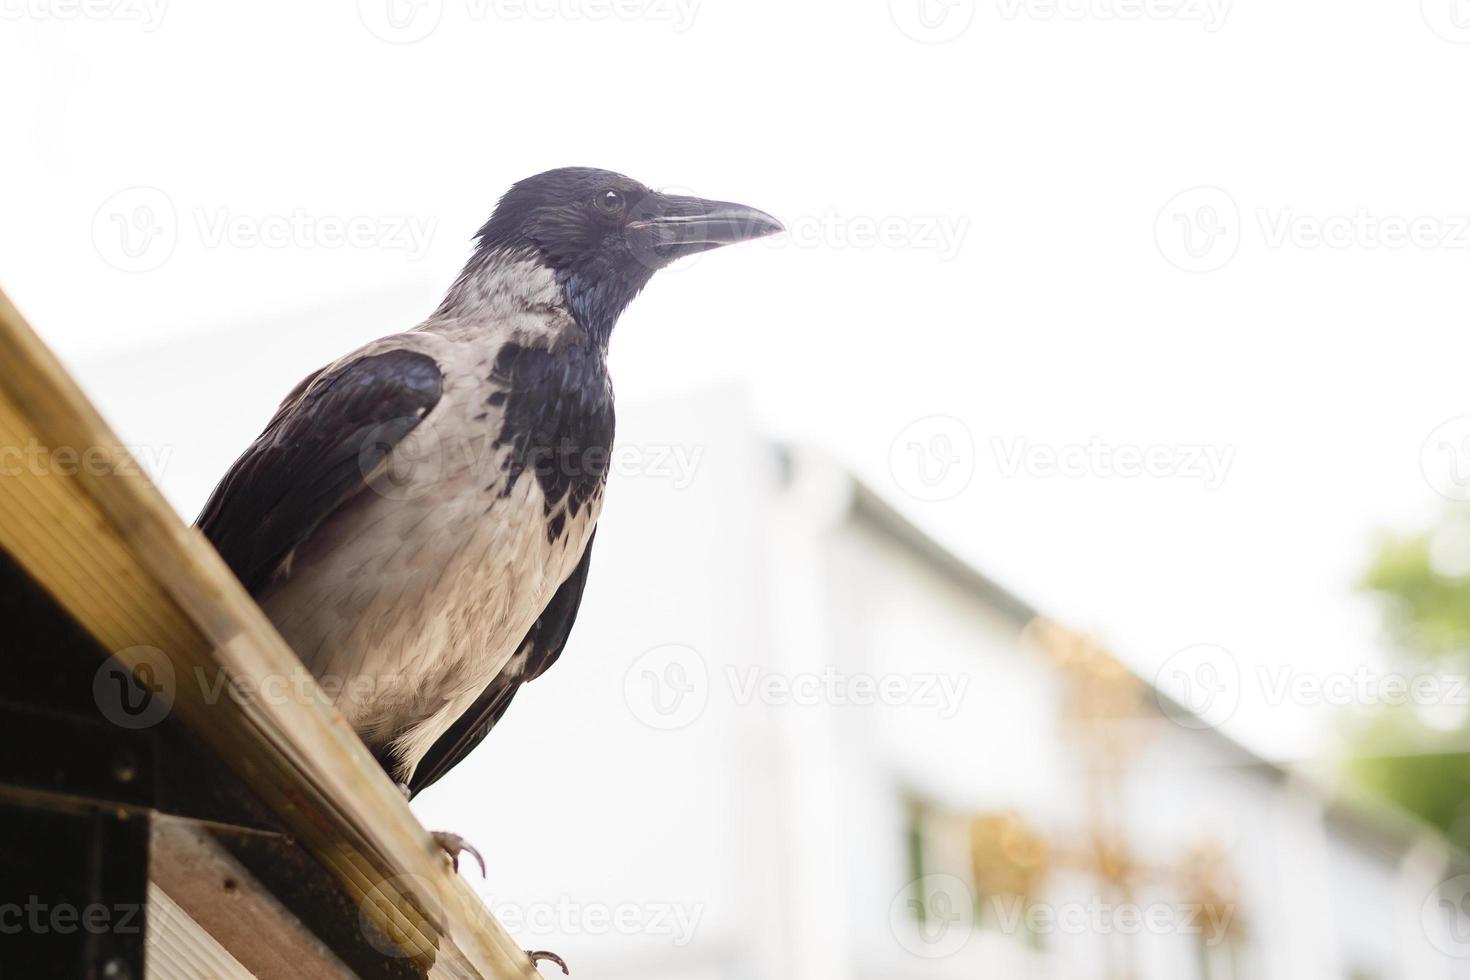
[472,167,783,340]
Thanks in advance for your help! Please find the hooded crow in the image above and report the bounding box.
[196,168,781,865]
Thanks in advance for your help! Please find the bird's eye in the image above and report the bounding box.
[594,189,625,216]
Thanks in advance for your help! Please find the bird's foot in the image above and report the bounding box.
[395,780,412,800]
[526,950,570,975]
[431,831,486,877]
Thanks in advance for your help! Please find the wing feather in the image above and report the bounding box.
[196,349,444,596]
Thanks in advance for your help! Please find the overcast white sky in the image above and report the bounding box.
[4,1,1470,761]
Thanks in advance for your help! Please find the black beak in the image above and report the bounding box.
[630,193,785,264]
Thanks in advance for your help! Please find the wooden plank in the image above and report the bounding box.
[147,882,260,980]
[0,289,537,980]
[149,817,353,980]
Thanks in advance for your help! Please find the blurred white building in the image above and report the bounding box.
[73,322,1470,980]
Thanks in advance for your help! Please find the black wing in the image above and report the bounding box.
[408,532,597,797]
[196,349,443,596]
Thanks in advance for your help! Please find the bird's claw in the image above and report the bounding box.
[430,831,486,877]
[526,950,570,975]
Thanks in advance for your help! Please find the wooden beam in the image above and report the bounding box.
[149,816,353,980]
[148,881,258,980]
[0,288,537,980]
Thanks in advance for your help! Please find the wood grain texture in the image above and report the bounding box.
[149,817,353,980]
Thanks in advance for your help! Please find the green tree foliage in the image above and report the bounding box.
[1354,513,1470,847]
